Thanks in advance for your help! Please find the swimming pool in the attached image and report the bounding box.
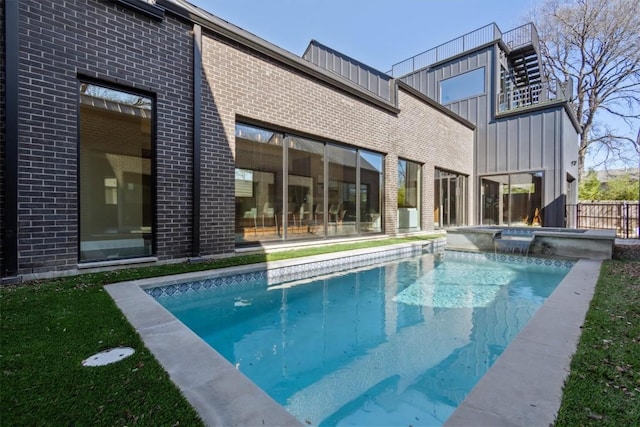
[153,251,573,426]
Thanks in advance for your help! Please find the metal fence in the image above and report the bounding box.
[566,202,640,239]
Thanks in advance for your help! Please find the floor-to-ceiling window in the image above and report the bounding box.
[327,145,357,236]
[235,123,384,244]
[397,159,421,232]
[235,124,283,243]
[287,135,325,239]
[434,169,468,228]
[481,172,543,226]
[79,82,154,261]
[359,151,384,233]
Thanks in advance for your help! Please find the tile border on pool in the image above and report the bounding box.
[442,250,576,269]
[145,239,444,298]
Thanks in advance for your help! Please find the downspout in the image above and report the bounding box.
[191,24,202,258]
[3,0,19,278]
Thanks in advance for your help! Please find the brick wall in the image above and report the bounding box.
[200,32,474,245]
[0,1,5,275]
[395,89,475,231]
[10,0,474,278]
[14,0,193,275]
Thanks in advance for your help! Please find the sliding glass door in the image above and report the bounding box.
[480,172,543,226]
[398,159,421,232]
[235,123,384,244]
[434,169,467,228]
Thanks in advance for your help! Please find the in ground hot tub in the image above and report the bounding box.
[446,226,615,260]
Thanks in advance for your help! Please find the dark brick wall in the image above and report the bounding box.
[0,1,5,276]
[9,0,476,278]
[15,0,194,275]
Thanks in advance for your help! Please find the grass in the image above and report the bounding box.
[0,236,436,426]
[555,260,640,426]
[2,235,638,426]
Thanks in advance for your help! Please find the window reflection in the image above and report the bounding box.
[287,136,325,239]
[359,151,384,233]
[481,172,543,226]
[434,169,468,228]
[440,67,485,104]
[327,145,358,236]
[398,159,421,231]
[235,123,384,244]
[79,83,153,261]
[234,124,283,243]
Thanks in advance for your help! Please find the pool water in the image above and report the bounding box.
[156,253,571,426]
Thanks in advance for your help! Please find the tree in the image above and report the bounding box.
[601,173,639,200]
[578,169,602,200]
[530,0,640,181]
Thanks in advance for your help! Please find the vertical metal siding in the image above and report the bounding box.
[397,42,578,226]
[302,41,392,101]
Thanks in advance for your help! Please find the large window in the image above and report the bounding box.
[79,83,154,261]
[440,67,485,104]
[235,124,283,243]
[235,123,384,244]
[287,135,325,239]
[434,169,468,228]
[397,159,421,231]
[481,172,543,226]
[359,151,384,233]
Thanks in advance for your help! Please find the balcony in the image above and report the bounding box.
[389,23,539,78]
[497,79,573,114]
[502,23,539,53]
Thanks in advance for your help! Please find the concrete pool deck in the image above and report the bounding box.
[106,246,601,427]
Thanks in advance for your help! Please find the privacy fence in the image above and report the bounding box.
[566,202,640,239]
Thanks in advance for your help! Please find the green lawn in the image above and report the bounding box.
[0,236,435,426]
[554,260,640,426]
[1,237,638,426]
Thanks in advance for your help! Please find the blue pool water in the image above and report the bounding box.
[155,253,572,426]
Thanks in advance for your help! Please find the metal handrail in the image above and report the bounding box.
[390,22,541,78]
[502,23,539,52]
[497,79,571,113]
[390,23,501,77]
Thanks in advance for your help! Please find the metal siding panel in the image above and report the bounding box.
[496,120,508,171]
[469,97,478,126]
[334,54,342,75]
[543,110,556,171]
[507,119,519,170]
[349,62,357,83]
[486,122,497,172]
[530,113,543,168]
[518,116,531,170]
[319,48,327,70]
[459,99,468,118]
[380,79,389,100]
[358,67,367,88]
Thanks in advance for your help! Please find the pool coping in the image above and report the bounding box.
[105,244,601,427]
[444,258,602,426]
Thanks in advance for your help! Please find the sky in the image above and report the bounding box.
[186,0,536,73]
